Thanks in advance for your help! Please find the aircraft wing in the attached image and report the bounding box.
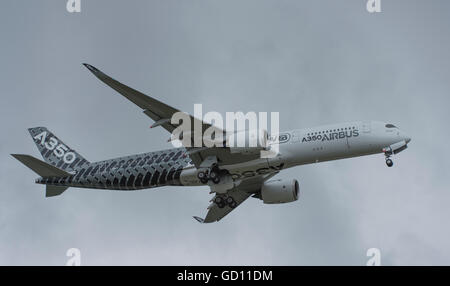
[83,64,260,167]
[83,63,207,135]
[194,174,276,223]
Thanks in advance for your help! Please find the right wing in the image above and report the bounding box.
[83,64,207,135]
[83,64,261,168]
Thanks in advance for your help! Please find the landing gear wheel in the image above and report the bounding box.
[209,170,218,179]
[229,201,237,209]
[214,196,227,208]
[226,196,234,205]
[198,171,209,184]
[386,158,393,167]
[212,176,220,184]
[197,171,206,180]
[209,169,221,184]
[214,196,224,205]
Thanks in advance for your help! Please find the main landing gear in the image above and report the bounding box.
[197,170,208,184]
[197,165,222,184]
[214,195,237,209]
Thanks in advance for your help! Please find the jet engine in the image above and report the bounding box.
[261,179,300,204]
[227,129,268,155]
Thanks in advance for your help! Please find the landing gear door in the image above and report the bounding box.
[362,121,371,133]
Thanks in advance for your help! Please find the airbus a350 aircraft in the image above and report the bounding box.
[12,64,411,223]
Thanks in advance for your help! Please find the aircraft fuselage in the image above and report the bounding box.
[34,120,410,191]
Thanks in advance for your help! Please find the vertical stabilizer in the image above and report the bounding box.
[28,127,90,171]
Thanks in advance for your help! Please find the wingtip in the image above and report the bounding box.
[193,216,205,223]
[82,63,100,73]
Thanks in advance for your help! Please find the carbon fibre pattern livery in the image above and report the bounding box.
[28,127,90,171]
[35,147,193,190]
[11,63,413,223]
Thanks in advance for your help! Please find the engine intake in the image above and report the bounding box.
[261,179,300,204]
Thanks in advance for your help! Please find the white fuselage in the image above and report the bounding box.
[180,120,411,186]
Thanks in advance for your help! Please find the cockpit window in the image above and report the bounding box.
[385,124,397,128]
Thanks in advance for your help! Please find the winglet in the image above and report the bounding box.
[193,216,205,224]
[83,63,100,73]
[83,63,109,81]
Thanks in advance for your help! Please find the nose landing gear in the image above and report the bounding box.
[382,146,395,167]
[383,149,394,167]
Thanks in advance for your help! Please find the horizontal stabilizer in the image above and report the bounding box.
[11,154,71,178]
[46,185,69,197]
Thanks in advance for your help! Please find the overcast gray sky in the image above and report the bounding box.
[0,0,449,265]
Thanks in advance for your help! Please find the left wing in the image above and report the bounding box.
[194,187,252,224]
[83,64,260,167]
[194,174,276,223]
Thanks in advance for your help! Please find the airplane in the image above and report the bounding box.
[11,64,412,223]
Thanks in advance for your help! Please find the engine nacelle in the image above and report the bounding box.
[227,129,268,155]
[261,179,300,204]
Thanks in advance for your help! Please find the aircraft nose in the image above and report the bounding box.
[403,133,411,144]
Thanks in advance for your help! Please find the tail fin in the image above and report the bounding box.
[11,154,71,197]
[28,127,89,171]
